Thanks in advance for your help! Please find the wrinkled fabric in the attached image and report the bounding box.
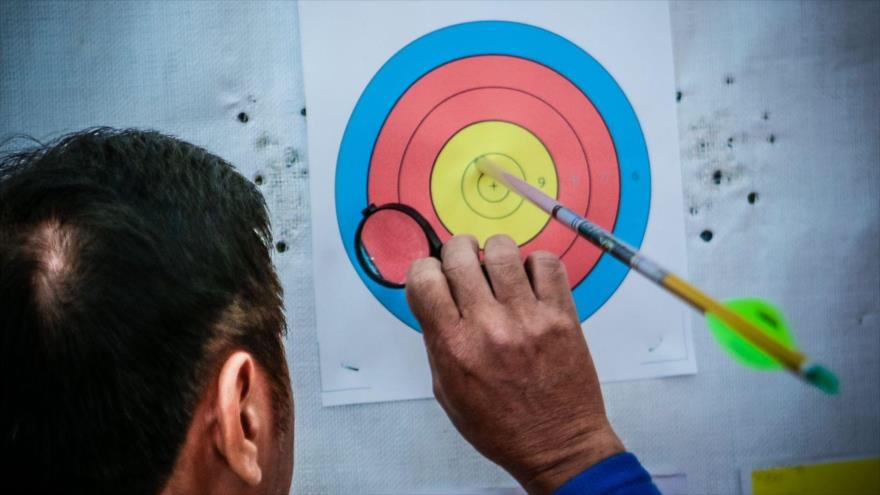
[0,2,876,494]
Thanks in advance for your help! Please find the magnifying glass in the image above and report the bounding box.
[355,203,442,288]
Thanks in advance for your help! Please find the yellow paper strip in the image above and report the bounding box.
[752,457,880,495]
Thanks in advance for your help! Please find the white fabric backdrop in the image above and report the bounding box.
[1,1,877,493]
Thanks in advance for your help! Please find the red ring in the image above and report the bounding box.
[368,55,620,287]
[398,87,586,258]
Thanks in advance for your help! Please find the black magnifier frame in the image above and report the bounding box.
[354,203,443,288]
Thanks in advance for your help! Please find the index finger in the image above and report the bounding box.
[406,257,461,338]
[440,235,496,317]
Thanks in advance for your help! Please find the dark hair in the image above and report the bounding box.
[0,128,289,494]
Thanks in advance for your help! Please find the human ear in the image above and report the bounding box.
[213,351,263,486]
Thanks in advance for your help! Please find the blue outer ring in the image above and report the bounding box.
[336,21,651,331]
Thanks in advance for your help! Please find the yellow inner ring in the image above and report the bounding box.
[430,121,558,247]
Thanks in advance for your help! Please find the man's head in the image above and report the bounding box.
[0,128,294,494]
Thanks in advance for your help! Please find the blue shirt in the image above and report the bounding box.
[554,452,661,495]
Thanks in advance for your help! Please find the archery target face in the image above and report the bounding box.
[336,21,651,331]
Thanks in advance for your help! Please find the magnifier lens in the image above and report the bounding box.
[358,208,431,286]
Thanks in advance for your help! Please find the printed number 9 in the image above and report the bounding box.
[537,177,546,188]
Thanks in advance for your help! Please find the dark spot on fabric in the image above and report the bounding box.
[676,90,682,102]
[700,230,713,242]
[768,134,776,144]
[748,192,758,204]
[725,75,734,85]
[237,112,249,123]
[254,133,277,149]
[689,207,698,216]
[254,174,264,186]
[284,147,301,168]
[276,241,287,253]
[712,170,722,185]
[300,107,307,117]
[727,137,734,148]
[762,111,770,120]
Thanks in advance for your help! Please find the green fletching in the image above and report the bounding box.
[706,298,797,370]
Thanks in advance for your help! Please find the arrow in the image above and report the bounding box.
[477,157,839,394]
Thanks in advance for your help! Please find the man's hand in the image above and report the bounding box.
[406,235,624,495]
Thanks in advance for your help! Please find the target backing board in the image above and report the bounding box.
[300,1,696,406]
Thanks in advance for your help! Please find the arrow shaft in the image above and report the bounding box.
[478,159,809,373]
